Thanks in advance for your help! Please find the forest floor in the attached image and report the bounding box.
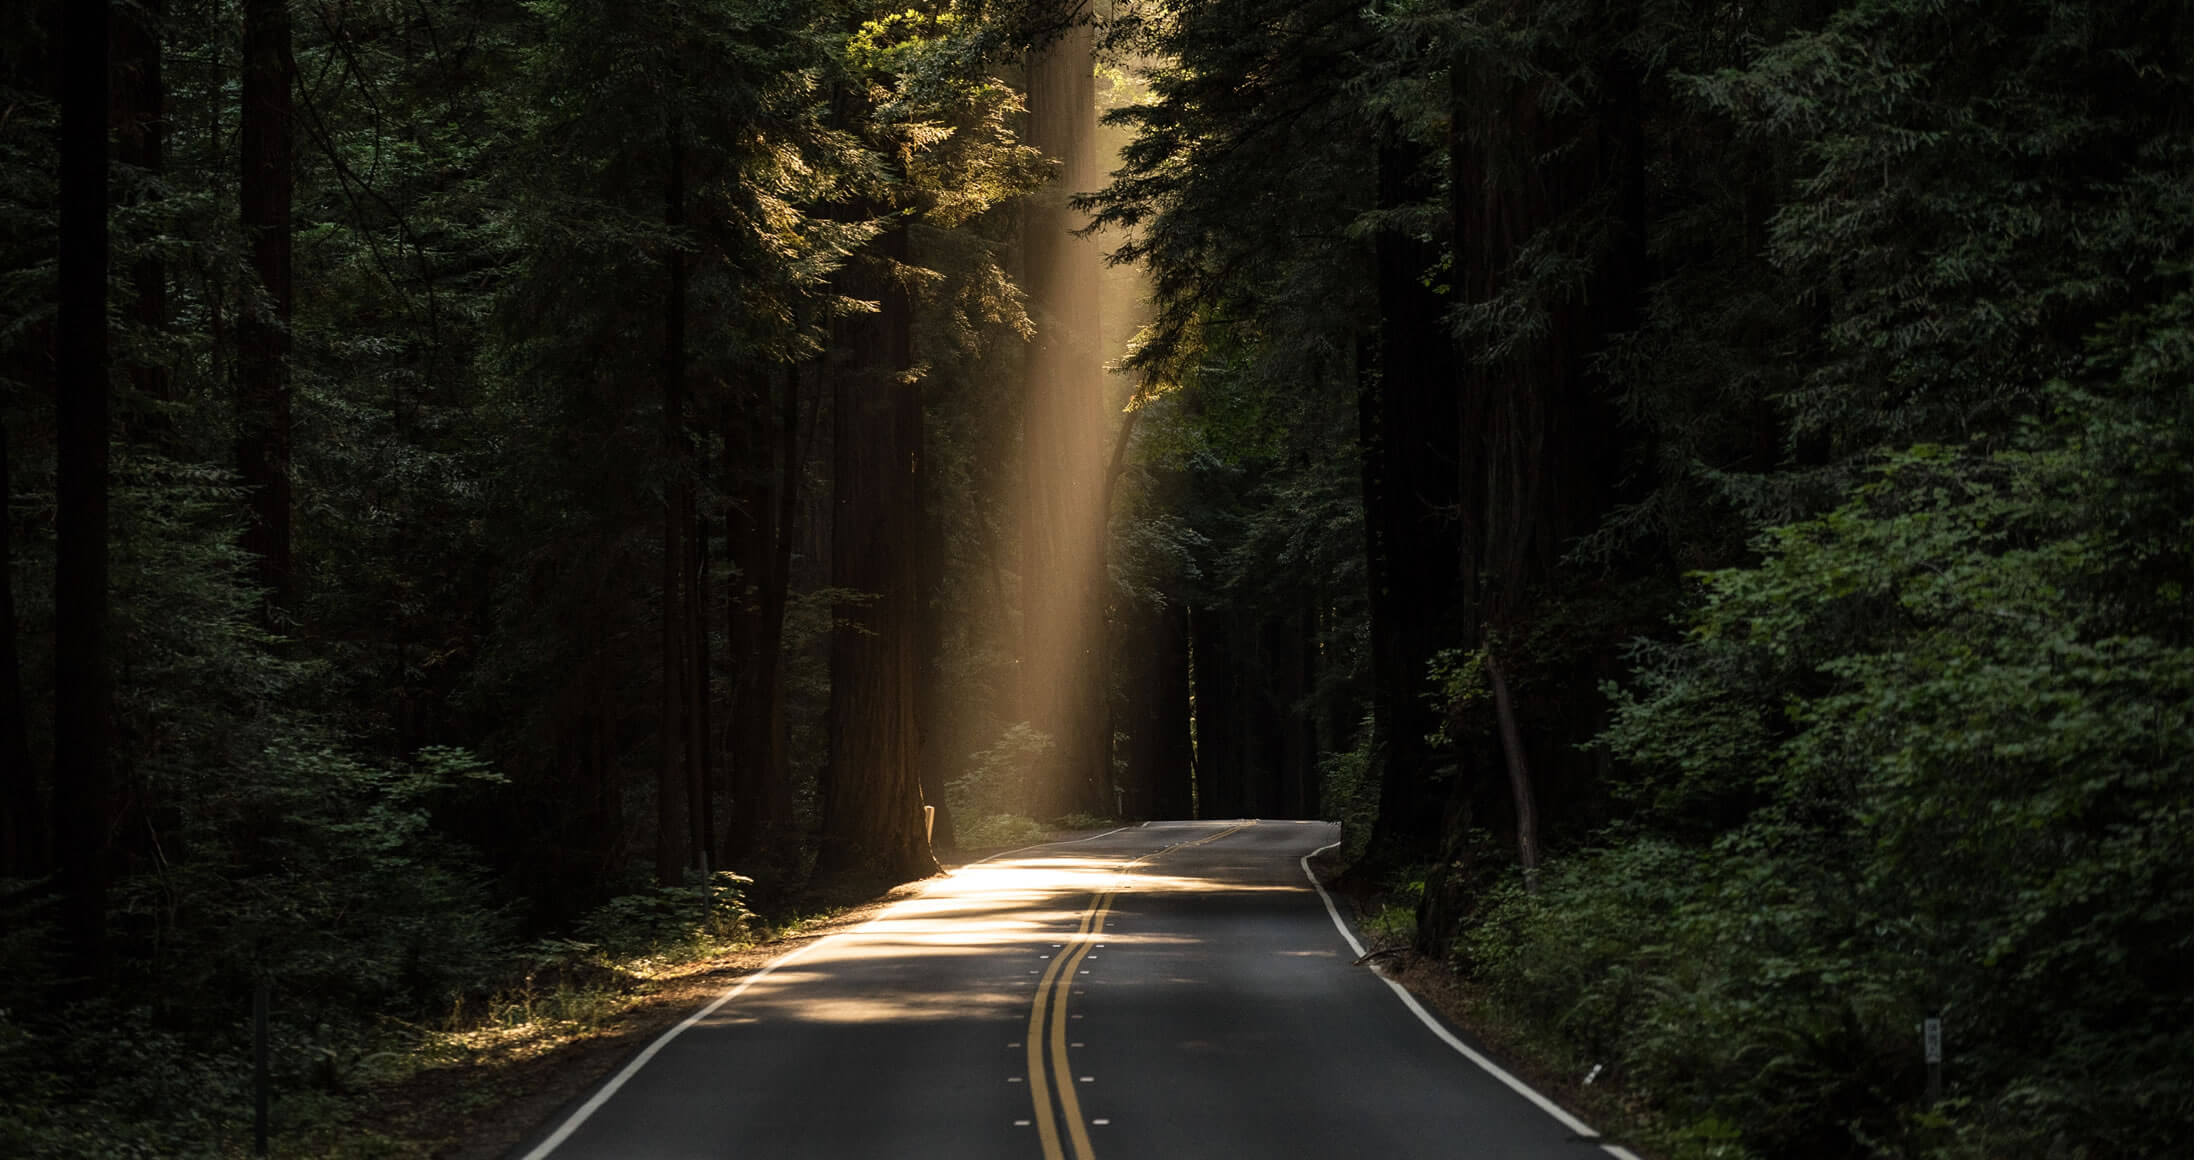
[316,827,1117,1159]
[1306,849,1670,1160]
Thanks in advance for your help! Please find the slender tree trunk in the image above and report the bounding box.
[656,131,689,887]
[54,0,112,989]
[1485,655,1539,885]
[115,0,168,420]
[757,361,800,849]
[688,474,713,874]
[914,413,955,849]
[1,421,37,877]
[237,0,292,607]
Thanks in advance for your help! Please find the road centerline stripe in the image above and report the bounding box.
[1028,897,1104,1160]
[1024,819,1261,1160]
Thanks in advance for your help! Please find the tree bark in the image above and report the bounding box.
[237,0,293,607]
[656,131,690,887]
[1357,118,1464,867]
[1485,654,1540,885]
[1019,8,1110,819]
[818,220,937,882]
[54,0,113,989]
[1,421,37,878]
[1147,598,1195,820]
[723,360,801,870]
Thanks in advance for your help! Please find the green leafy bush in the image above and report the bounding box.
[570,872,757,964]
[947,723,1054,821]
[953,814,1049,851]
[1456,295,2193,1158]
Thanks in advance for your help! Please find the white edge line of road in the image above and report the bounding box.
[1299,840,1645,1160]
[520,823,1139,1158]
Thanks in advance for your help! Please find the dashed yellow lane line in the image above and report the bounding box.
[1026,821,1259,1159]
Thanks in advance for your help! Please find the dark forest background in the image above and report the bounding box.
[0,0,2188,1155]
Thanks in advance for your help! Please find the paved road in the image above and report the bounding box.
[515,820,1637,1159]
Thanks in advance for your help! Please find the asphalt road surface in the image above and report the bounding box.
[514,820,1639,1160]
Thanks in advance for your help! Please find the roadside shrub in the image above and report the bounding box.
[953,814,1049,851]
[570,871,756,963]
[947,723,1054,820]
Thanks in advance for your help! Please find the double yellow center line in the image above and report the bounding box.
[1025,822,1257,1160]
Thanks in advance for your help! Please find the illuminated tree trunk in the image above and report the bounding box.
[1019,9,1110,819]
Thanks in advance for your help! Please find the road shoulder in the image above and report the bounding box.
[1301,848,1669,1160]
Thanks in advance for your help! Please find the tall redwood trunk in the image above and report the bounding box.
[688,490,713,873]
[656,132,690,887]
[818,219,936,882]
[54,0,113,989]
[723,364,798,869]
[1357,117,1463,867]
[1422,34,1645,930]
[1019,10,1110,820]
[237,0,292,605]
[2,420,38,877]
[1150,599,1195,820]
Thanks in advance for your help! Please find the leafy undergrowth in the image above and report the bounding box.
[946,813,1120,855]
[0,874,891,1159]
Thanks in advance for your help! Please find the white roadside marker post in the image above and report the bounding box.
[1923,1017,1943,1106]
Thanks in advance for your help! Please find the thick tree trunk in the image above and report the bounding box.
[724,361,801,870]
[1,421,37,877]
[723,376,769,863]
[1421,38,1644,934]
[237,0,292,606]
[1357,119,1464,867]
[1147,599,1195,820]
[1188,605,1248,819]
[1019,9,1110,820]
[54,0,112,989]
[818,221,937,882]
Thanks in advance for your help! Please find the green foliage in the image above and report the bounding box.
[569,871,757,964]
[1318,714,1381,862]
[953,814,1050,851]
[948,722,1055,822]
[1465,291,2192,1158]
